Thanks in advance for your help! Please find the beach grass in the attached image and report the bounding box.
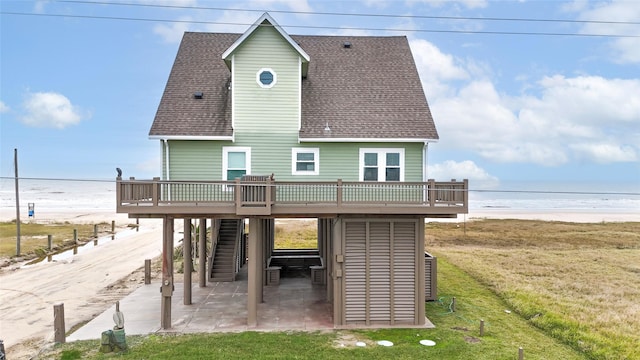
[427,219,640,360]
[0,221,110,259]
[274,219,318,249]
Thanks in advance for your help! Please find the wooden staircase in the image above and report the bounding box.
[209,219,242,282]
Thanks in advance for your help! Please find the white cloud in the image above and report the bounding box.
[428,160,499,188]
[571,1,640,64]
[153,16,193,43]
[34,0,50,13]
[431,73,640,166]
[0,101,9,113]
[250,0,312,13]
[407,0,488,9]
[149,0,314,43]
[410,39,469,98]
[21,92,87,129]
[137,0,198,6]
[570,143,637,163]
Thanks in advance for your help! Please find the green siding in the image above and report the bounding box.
[166,140,423,182]
[167,140,230,180]
[233,25,300,135]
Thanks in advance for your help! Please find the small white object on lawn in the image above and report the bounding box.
[377,340,393,347]
[420,339,436,346]
[355,341,366,347]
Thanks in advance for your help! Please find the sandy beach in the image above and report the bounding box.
[463,208,638,223]
[0,208,636,359]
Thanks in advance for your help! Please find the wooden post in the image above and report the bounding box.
[247,218,261,327]
[53,303,65,343]
[136,218,139,232]
[93,224,98,238]
[452,297,456,312]
[144,259,151,284]
[111,220,116,234]
[48,234,53,251]
[160,217,174,329]
[73,229,78,243]
[199,218,206,287]
[519,347,524,360]
[480,319,485,336]
[14,148,21,256]
[183,218,192,305]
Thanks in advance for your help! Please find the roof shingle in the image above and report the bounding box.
[149,32,438,141]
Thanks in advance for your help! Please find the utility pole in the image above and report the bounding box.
[14,148,21,256]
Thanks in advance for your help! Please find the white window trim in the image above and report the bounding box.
[256,68,277,89]
[359,148,404,182]
[222,146,252,185]
[292,147,319,175]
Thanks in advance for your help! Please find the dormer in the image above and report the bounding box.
[222,13,310,77]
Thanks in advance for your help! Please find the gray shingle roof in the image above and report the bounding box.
[149,32,438,141]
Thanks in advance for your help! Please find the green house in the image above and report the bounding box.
[117,13,468,330]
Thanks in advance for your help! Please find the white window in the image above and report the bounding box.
[359,148,404,181]
[256,68,277,88]
[292,148,319,175]
[223,147,251,183]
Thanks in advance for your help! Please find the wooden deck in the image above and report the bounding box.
[116,177,468,218]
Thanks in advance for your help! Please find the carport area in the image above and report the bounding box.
[69,267,333,341]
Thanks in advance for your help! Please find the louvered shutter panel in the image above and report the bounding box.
[344,221,366,323]
[369,222,391,323]
[392,221,416,323]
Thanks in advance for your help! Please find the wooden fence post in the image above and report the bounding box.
[93,224,98,238]
[48,234,52,251]
[73,229,78,243]
[111,220,116,234]
[452,296,456,312]
[53,303,65,343]
[480,319,485,336]
[145,259,151,284]
[519,347,524,360]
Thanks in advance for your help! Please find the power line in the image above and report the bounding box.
[2,11,639,38]
[57,0,640,26]
[0,176,114,183]
[2,176,638,196]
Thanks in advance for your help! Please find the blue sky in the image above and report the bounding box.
[1,0,639,191]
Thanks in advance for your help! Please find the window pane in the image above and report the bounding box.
[386,168,400,181]
[260,71,273,85]
[386,153,400,166]
[228,152,245,168]
[364,153,377,166]
[227,169,246,181]
[364,167,378,181]
[296,162,314,171]
[297,152,315,161]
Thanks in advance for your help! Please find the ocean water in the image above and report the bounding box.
[1,178,638,215]
[470,181,640,211]
[1,178,116,214]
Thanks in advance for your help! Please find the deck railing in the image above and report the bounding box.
[116,177,468,216]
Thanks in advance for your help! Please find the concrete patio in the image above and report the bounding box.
[68,267,334,341]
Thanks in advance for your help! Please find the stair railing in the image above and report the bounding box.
[207,219,222,281]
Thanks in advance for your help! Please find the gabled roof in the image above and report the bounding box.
[149,30,438,142]
[221,13,310,66]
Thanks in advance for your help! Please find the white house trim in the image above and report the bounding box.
[222,13,310,63]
